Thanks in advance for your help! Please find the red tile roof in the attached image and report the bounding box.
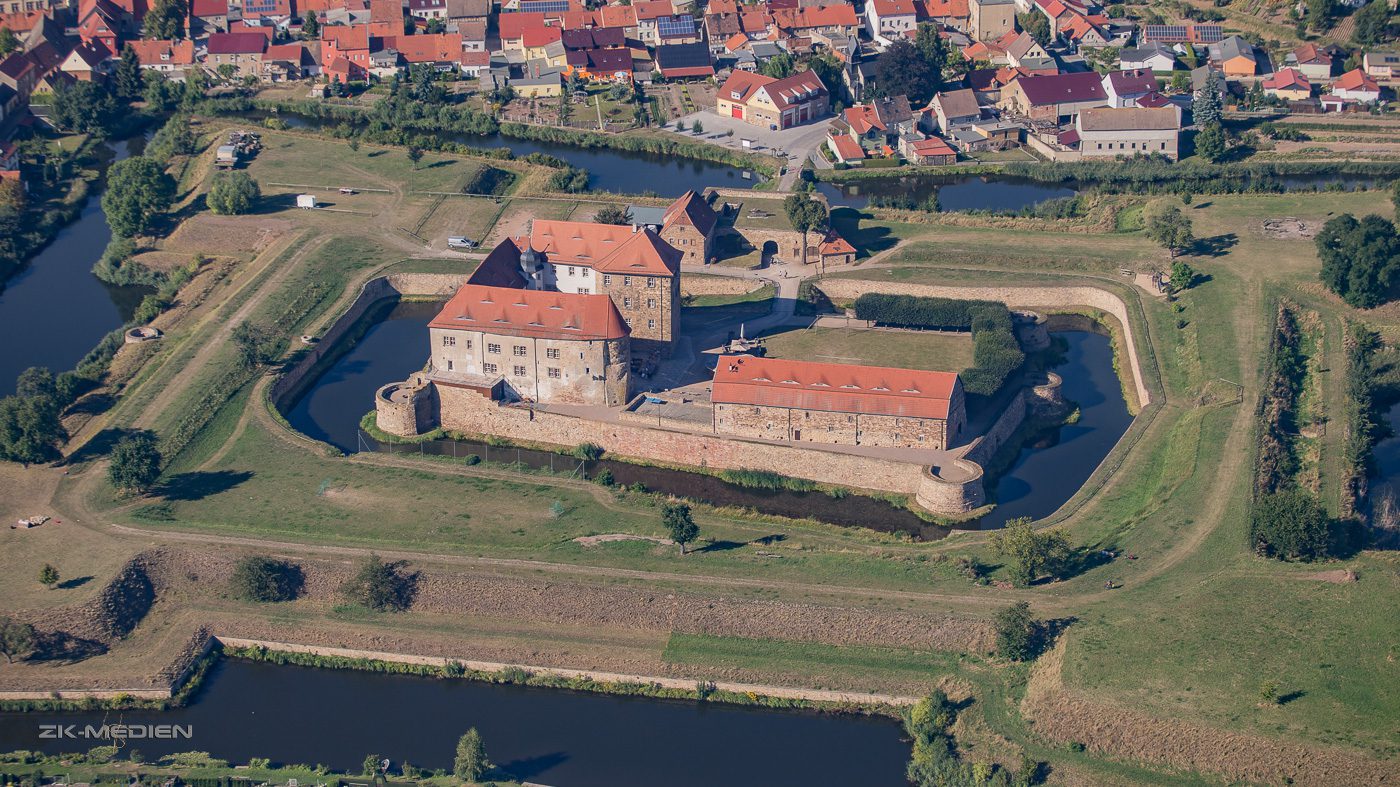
[1013,71,1107,106]
[918,0,969,18]
[771,4,857,29]
[871,0,917,16]
[128,38,195,66]
[497,10,546,39]
[1263,67,1309,91]
[1333,67,1379,93]
[712,355,960,420]
[392,31,463,61]
[819,231,856,255]
[322,23,370,50]
[1291,42,1331,66]
[632,0,674,20]
[827,133,865,160]
[206,31,268,54]
[431,284,629,341]
[522,24,561,47]
[909,137,956,157]
[662,190,718,237]
[844,103,885,134]
[523,221,682,276]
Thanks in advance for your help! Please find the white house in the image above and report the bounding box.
[1331,68,1382,103]
[1075,105,1180,161]
[864,0,918,47]
[1118,42,1176,72]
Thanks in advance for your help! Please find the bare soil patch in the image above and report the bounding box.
[1260,217,1318,240]
[160,214,293,256]
[1304,568,1358,583]
[573,533,673,547]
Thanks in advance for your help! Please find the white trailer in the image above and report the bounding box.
[296,194,318,209]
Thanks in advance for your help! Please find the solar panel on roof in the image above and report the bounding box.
[656,15,696,36]
[521,0,569,11]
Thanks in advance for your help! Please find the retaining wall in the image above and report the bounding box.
[681,275,767,297]
[816,279,1151,407]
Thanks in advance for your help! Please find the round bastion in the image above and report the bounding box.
[916,459,986,513]
[375,374,433,437]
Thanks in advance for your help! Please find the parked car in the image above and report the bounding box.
[447,236,477,249]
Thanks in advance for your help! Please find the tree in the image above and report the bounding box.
[15,367,57,401]
[115,45,144,102]
[593,204,632,225]
[341,553,415,611]
[1306,0,1338,31]
[1194,121,1227,163]
[1315,213,1400,308]
[759,52,796,79]
[453,728,490,781]
[300,13,320,38]
[232,556,305,602]
[607,81,631,102]
[692,119,704,134]
[39,563,59,589]
[0,27,19,57]
[783,193,829,264]
[207,171,261,215]
[1193,72,1223,126]
[1018,12,1052,46]
[109,430,161,494]
[0,395,67,466]
[993,601,1039,661]
[231,320,282,368]
[662,502,699,555]
[51,81,118,133]
[143,0,186,40]
[102,156,176,238]
[1144,202,1195,259]
[1169,260,1196,292]
[0,619,36,663]
[144,71,183,110]
[1392,180,1400,215]
[872,39,941,105]
[1353,0,1391,45]
[1169,71,1189,93]
[361,754,382,776]
[913,23,961,80]
[989,518,1072,586]
[1250,488,1332,561]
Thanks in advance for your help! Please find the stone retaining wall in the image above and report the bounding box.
[816,279,1151,407]
[270,272,468,410]
[681,275,767,297]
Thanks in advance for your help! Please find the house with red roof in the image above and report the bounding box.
[262,41,312,80]
[711,354,967,450]
[918,0,970,32]
[188,0,228,35]
[1286,43,1334,81]
[770,4,859,39]
[76,0,124,53]
[319,23,370,77]
[0,38,62,101]
[657,190,719,265]
[901,135,958,165]
[128,38,195,74]
[864,0,917,46]
[817,231,856,266]
[717,68,829,129]
[497,11,546,50]
[1000,71,1108,122]
[1262,67,1311,101]
[1102,68,1157,107]
[59,39,112,81]
[1330,68,1381,103]
[826,132,865,163]
[205,30,268,77]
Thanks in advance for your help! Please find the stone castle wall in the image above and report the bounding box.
[681,276,767,297]
[816,279,1151,407]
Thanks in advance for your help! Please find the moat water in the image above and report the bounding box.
[0,138,152,394]
[0,658,910,786]
[283,301,1131,534]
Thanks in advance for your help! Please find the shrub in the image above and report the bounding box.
[1250,488,1332,561]
[594,468,614,486]
[994,601,1041,661]
[573,441,604,460]
[232,556,305,602]
[340,554,416,611]
[852,294,1024,396]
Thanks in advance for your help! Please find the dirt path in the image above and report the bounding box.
[132,233,329,431]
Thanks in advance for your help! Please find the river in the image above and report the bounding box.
[0,138,151,395]
[283,303,1129,534]
[0,658,910,786]
[817,175,1075,213]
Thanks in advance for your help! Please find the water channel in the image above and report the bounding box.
[284,300,1131,535]
[0,658,911,786]
[817,175,1076,213]
[0,138,151,395]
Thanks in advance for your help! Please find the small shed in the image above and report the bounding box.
[215,145,239,168]
[296,194,319,209]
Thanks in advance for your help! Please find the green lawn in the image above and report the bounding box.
[731,195,797,232]
[760,326,975,374]
[244,130,493,194]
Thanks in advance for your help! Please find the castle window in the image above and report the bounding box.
[442,335,456,346]
[624,297,633,308]
[484,362,497,374]
[623,276,632,286]
[446,360,453,370]
[603,274,612,286]
[488,343,501,354]
[513,345,527,356]
[547,367,561,378]
[568,266,576,276]
[546,348,560,359]
[647,298,656,308]
[513,365,527,377]
[647,319,656,330]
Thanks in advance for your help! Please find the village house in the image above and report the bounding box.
[262,41,313,80]
[1102,68,1158,108]
[657,190,719,265]
[864,0,917,47]
[924,88,982,134]
[1331,67,1381,103]
[320,24,370,79]
[656,41,713,79]
[920,0,971,31]
[771,4,861,39]
[128,38,195,75]
[1118,42,1175,72]
[1074,105,1179,161]
[826,132,865,163]
[711,355,967,451]
[901,135,958,164]
[1208,35,1257,77]
[717,68,829,129]
[59,39,111,81]
[1004,31,1050,69]
[1001,71,1107,122]
[408,0,448,22]
[1262,68,1311,101]
[189,0,229,35]
[75,0,124,55]
[1285,43,1334,82]
[1363,51,1400,82]
[206,31,268,78]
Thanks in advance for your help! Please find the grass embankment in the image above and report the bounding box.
[760,326,975,374]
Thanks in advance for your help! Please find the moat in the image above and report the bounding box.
[0,658,910,787]
[284,299,1131,533]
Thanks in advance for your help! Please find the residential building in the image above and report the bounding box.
[59,39,111,80]
[826,132,865,163]
[711,355,967,451]
[657,190,718,265]
[1285,43,1333,81]
[925,88,982,134]
[189,0,229,35]
[408,0,448,21]
[716,68,829,129]
[1262,68,1311,101]
[969,0,1014,42]
[1001,71,1107,121]
[1362,51,1400,82]
[1118,42,1175,72]
[128,38,195,74]
[1102,68,1157,107]
[656,41,713,79]
[206,31,268,78]
[1074,105,1179,161]
[1208,35,1256,77]
[901,135,957,164]
[263,41,312,80]
[1331,68,1381,102]
[864,0,917,47]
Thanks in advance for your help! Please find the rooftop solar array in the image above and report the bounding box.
[520,0,570,12]
[656,14,697,37]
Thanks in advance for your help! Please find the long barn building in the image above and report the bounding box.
[711,355,966,451]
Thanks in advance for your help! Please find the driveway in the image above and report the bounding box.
[659,109,834,187]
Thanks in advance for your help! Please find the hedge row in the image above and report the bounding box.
[853,293,1024,396]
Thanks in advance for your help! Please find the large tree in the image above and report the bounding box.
[783,192,829,264]
[108,430,162,494]
[1316,213,1400,308]
[1352,0,1392,45]
[1250,488,1332,561]
[872,39,941,105]
[662,502,699,555]
[593,204,632,225]
[1018,12,1052,46]
[0,618,36,663]
[994,601,1040,661]
[0,27,21,57]
[454,728,490,781]
[143,0,187,40]
[51,81,118,133]
[115,45,144,102]
[1306,0,1338,31]
[989,518,1072,586]
[207,171,261,215]
[1192,71,1223,126]
[1144,201,1195,258]
[0,395,66,466]
[102,156,176,238]
[759,52,796,79]
[1194,121,1227,163]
